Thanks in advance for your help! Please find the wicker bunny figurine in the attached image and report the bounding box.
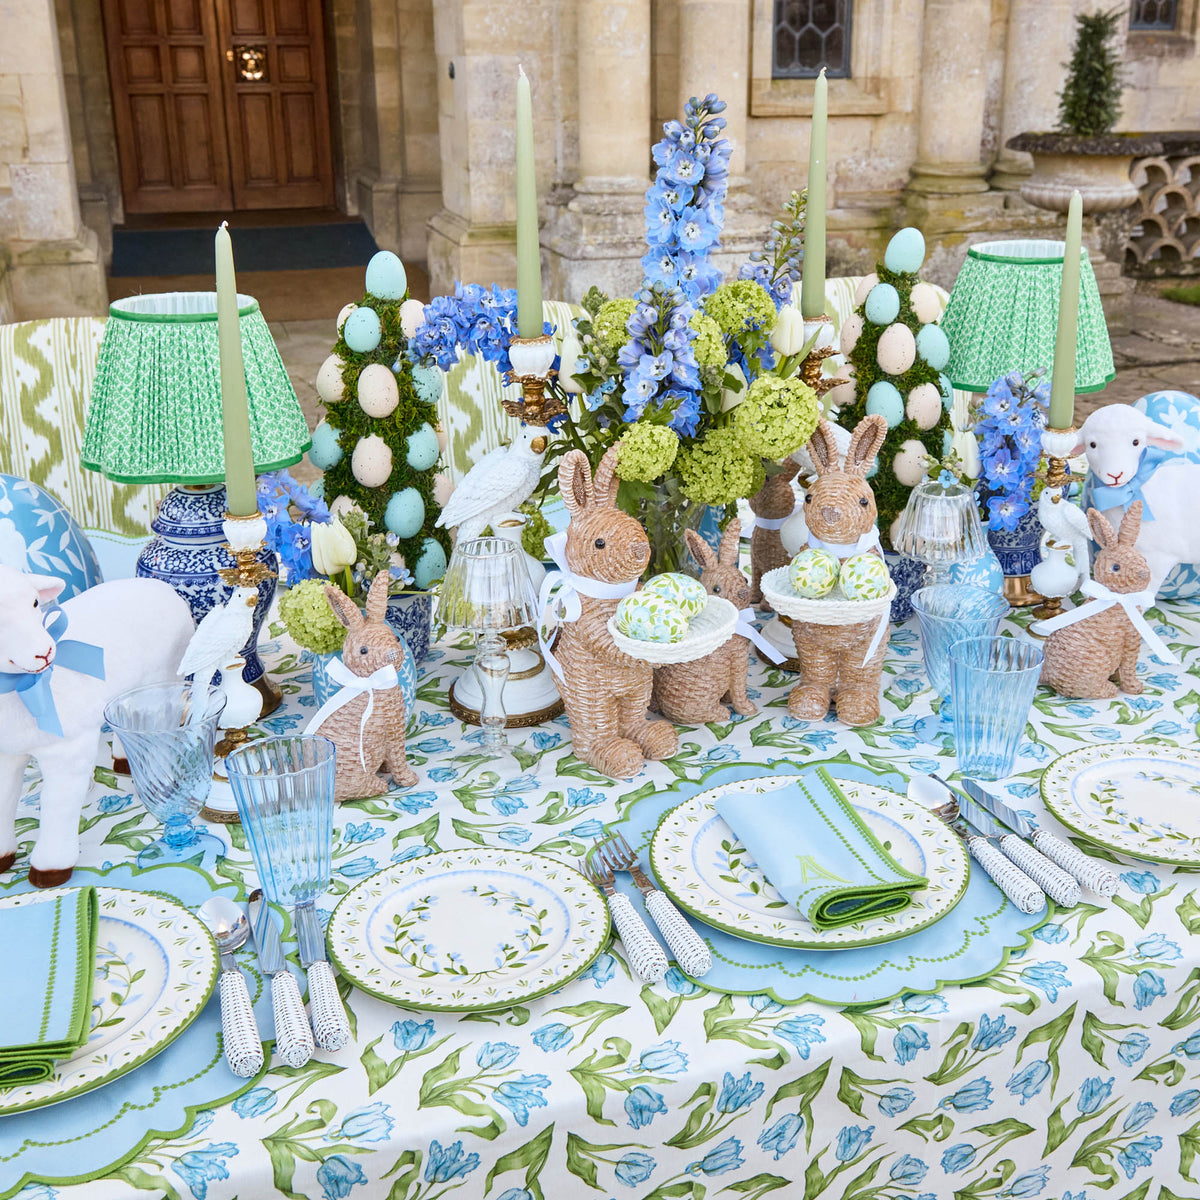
[789,415,890,726]
[1040,501,1152,698]
[653,521,756,724]
[552,447,678,778]
[749,462,800,607]
[308,570,417,801]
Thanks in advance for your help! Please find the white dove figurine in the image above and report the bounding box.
[177,586,259,689]
[435,425,549,542]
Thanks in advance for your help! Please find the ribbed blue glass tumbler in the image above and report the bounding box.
[911,585,1010,723]
[948,636,1045,780]
[225,736,336,909]
[104,682,227,868]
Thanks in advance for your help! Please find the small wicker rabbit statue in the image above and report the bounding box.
[749,461,801,607]
[1039,501,1161,698]
[789,415,890,726]
[653,521,756,724]
[306,570,417,801]
[550,447,678,778]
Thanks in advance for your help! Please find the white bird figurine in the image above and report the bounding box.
[1037,486,1091,594]
[177,586,260,688]
[435,425,549,542]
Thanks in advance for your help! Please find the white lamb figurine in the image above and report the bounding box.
[1074,405,1194,598]
[0,567,194,887]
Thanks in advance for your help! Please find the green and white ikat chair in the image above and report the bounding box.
[0,317,164,579]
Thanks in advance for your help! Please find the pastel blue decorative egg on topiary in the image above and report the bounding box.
[839,553,891,600]
[364,251,407,301]
[614,593,689,643]
[308,420,344,470]
[640,572,707,619]
[938,372,954,409]
[788,547,840,597]
[884,227,926,274]
[0,474,101,599]
[344,307,382,354]
[413,537,447,589]
[915,323,951,371]
[385,487,426,539]
[865,380,904,428]
[864,283,900,326]
[412,364,443,404]
[405,422,441,471]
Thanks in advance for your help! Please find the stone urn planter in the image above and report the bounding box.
[1007,132,1163,214]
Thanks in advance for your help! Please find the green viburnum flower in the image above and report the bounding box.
[704,280,778,338]
[519,501,553,559]
[592,298,637,357]
[688,312,727,369]
[616,422,680,482]
[734,374,821,460]
[278,578,345,654]
[676,425,765,505]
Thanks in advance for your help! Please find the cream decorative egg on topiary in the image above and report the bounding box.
[614,593,689,643]
[839,553,891,600]
[788,547,840,597]
[640,572,707,619]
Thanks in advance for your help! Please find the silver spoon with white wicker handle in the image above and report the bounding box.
[595,833,712,978]
[198,896,265,1078]
[580,857,668,982]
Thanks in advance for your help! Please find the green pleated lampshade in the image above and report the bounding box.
[82,292,311,484]
[940,239,1115,393]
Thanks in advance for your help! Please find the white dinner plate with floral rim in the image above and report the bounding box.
[0,886,218,1116]
[649,775,971,950]
[326,848,611,1012]
[1041,743,1200,865]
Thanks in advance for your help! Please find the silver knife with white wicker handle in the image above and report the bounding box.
[963,835,1045,914]
[296,904,351,1052]
[248,890,314,1068]
[996,835,1081,909]
[581,857,668,982]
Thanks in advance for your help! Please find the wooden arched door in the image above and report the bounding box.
[102,0,335,213]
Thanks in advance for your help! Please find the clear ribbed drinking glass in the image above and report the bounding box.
[103,682,227,868]
[225,735,336,907]
[948,636,1045,780]
[911,585,1010,717]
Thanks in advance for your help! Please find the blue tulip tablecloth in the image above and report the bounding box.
[6,600,1200,1200]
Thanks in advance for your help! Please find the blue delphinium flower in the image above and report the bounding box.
[614,1150,657,1187]
[624,1085,668,1128]
[686,1136,744,1176]
[316,1154,367,1200]
[493,1074,550,1126]
[973,370,1047,524]
[835,1124,874,1161]
[1077,1076,1114,1115]
[757,1113,803,1159]
[739,190,805,310]
[424,1140,480,1183]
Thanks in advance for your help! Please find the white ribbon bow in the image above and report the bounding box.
[538,531,638,679]
[1031,580,1179,665]
[304,658,400,770]
[736,608,786,664]
[752,496,799,533]
[806,528,881,559]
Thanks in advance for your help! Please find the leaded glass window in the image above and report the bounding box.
[773,0,853,79]
[1129,0,1178,29]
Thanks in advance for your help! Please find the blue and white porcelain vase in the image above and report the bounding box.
[0,474,102,598]
[308,640,418,715]
[947,519,1006,595]
[385,592,433,662]
[986,507,1044,604]
[884,549,925,623]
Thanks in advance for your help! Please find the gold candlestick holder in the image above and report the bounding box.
[798,313,849,399]
[504,333,568,425]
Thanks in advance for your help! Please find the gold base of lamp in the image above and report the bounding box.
[1004,573,1042,608]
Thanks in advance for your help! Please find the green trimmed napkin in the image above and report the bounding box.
[715,768,928,930]
[0,887,98,1087]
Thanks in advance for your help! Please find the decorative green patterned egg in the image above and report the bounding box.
[788,548,840,597]
[640,572,707,619]
[839,553,891,600]
[615,593,689,643]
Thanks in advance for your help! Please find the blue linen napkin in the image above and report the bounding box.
[715,768,928,929]
[0,886,98,1086]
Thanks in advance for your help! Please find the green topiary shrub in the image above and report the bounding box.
[1056,7,1125,137]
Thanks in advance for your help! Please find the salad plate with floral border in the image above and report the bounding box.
[650,776,970,950]
[327,848,611,1012]
[1041,743,1200,865]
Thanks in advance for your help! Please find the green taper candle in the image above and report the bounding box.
[214,222,258,516]
[800,68,828,319]
[515,65,543,340]
[1048,190,1083,430]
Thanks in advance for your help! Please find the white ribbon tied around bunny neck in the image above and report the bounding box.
[737,609,787,664]
[752,496,799,532]
[1031,580,1179,664]
[806,528,881,559]
[538,531,637,680]
[303,658,400,770]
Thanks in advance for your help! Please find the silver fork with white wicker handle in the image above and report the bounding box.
[296,903,351,1053]
[595,833,712,978]
[580,857,668,983]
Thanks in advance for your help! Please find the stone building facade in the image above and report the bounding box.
[0,0,1197,317]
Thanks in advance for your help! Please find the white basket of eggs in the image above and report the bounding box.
[607,573,739,665]
[761,548,896,626]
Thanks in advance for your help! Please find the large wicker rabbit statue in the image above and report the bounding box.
[789,415,890,726]
[306,570,417,800]
[550,447,678,778]
[1039,501,1164,698]
[653,521,756,725]
[749,462,800,607]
